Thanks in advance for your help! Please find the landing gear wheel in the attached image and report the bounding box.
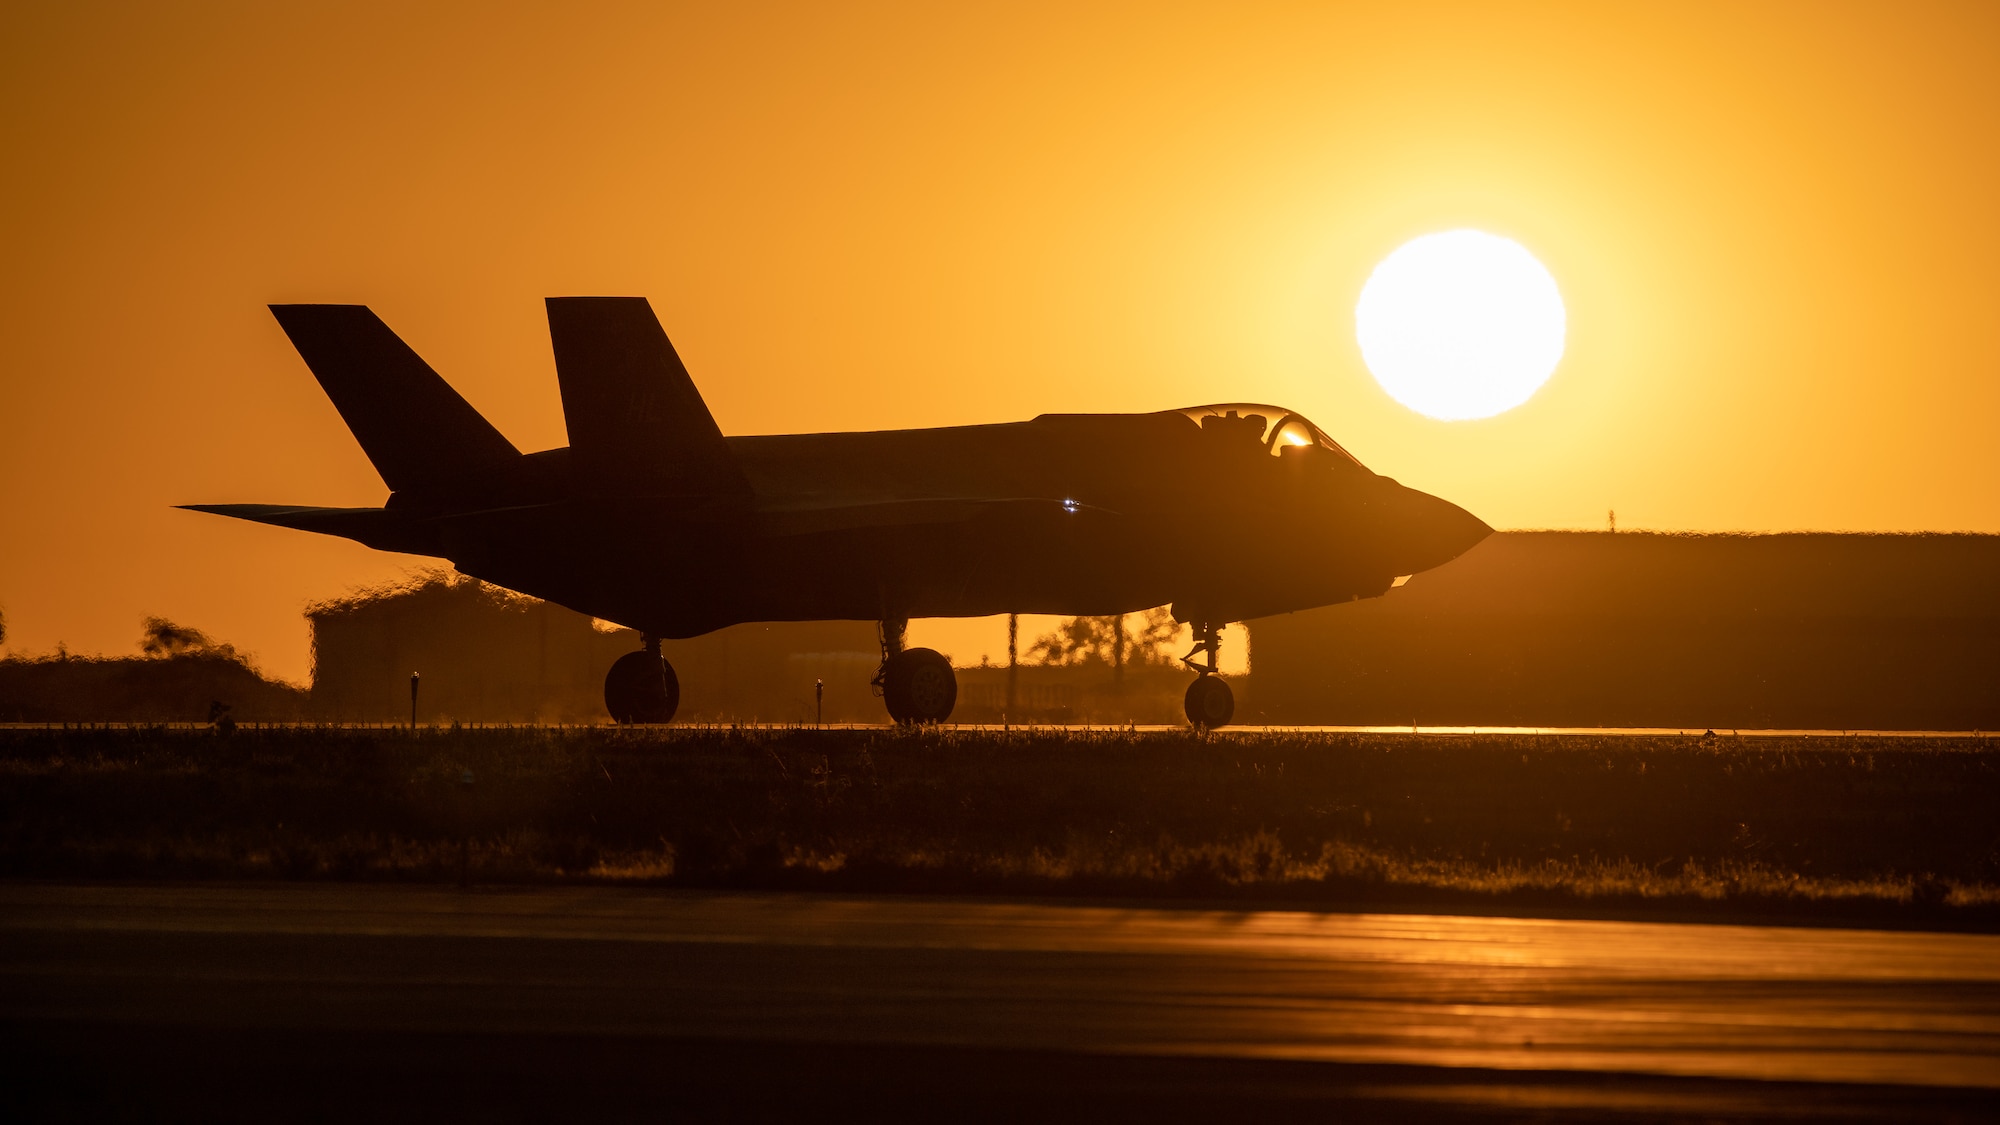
[1184,676,1234,729]
[881,647,957,725]
[605,650,679,724]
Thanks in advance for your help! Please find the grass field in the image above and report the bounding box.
[3,725,1996,925]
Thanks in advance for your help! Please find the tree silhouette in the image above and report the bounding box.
[1028,608,1182,667]
[139,617,237,661]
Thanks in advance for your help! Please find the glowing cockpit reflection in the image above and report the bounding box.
[1178,403,1367,468]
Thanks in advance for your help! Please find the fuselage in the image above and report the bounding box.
[376,405,1490,638]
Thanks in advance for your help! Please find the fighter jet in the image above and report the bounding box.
[186,298,1491,727]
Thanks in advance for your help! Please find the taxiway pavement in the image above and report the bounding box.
[4,883,1996,1120]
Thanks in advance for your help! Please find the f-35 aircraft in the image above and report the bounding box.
[187,298,1490,727]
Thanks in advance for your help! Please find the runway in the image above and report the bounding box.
[4,721,1996,737]
[4,884,1998,1120]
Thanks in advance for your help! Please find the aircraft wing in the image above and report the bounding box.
[756,496,1115,538]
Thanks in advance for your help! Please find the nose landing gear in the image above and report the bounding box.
[1182,621,1234,729]
[605,635,679,724]
[873,617,957,725]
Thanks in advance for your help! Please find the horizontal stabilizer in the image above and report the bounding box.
[545,296,748,496]
[177,504,422,555]
[270,305,521,493]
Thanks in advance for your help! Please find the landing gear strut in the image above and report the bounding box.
[1182,621,1234,729]
[605,635,679,724]
[873,617,956,725]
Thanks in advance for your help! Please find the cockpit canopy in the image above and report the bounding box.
[1177,404,1367,469]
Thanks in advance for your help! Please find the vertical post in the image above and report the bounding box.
[410,672,420,730]
[1006,613,1018,729]
[1112,614,1126,693]
[1609,509,1617,534]
[815,678,824,728]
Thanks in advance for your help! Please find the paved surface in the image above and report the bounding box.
[5,884,1998,1120]
[6,722,1997,737]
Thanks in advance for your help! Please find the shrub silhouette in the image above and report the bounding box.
[139,617,238,661]
[0,618,304,723]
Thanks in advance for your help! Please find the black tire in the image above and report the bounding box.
[604,650,679,724]
[1183,676,1234,729]
[882,647,957,724]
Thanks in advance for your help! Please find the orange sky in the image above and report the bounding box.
[4,1,1999,682]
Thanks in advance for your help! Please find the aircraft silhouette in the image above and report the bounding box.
[186,298,1490,726]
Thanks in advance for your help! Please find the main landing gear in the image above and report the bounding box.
[605,621,956,726]
[873,617,957,725]
[1182,621,1234,729]
[605,635,680,724]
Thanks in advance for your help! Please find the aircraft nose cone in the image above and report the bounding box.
[1385,484,1492,576]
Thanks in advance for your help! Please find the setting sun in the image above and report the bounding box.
[1355,230,1567,422]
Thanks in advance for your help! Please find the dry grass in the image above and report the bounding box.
[2,725,1995,923]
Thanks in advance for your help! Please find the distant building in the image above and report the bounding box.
[1245,532,2000,729]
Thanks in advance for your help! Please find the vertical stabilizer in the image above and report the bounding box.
[545,296,748,497]
[269,305,521,492]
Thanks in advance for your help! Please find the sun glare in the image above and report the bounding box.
[1355,230,1566,421]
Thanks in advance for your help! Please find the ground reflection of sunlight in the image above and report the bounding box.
[13,885,1998,1091]
[687,897,2000,1087]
